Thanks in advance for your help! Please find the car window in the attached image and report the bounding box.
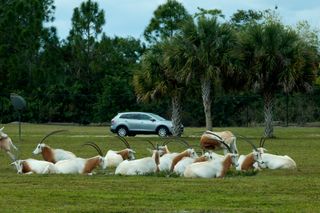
[149,113,166,121]
[120,114,135,119]
[139,114,151,120]
[131,114,140,120]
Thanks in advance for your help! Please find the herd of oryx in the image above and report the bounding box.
[0,126,297,178]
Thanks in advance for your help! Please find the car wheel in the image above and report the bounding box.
[117,126,128,137]
[157,126,168,137]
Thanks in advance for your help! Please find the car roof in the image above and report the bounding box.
[119,112,151,115]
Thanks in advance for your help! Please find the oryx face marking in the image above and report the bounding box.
[32,143,44,155]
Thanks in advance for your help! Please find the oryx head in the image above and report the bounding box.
[82,142,107,169]
[0,127,8,139]
[32,143,46,155]
[219,140,239,167]
[117,136,136,160]
[127,148,136,160]
[204,151,214,161]
[11,160,23,174]
[32,130,67,155]
[187,148,198,158]
[240,135,265,167]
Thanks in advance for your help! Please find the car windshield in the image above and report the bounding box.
[149,113,166,121]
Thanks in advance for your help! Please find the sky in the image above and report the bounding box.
[52,0,320,40]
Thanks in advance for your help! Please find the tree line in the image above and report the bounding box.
[0,0,319,138]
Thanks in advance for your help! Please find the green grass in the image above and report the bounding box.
[1,123,320,212]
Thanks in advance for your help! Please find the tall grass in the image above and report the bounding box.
[0,124,319,212]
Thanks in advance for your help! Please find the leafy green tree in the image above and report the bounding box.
[66,0,105,124]
[0,0,55,93]
[163,13,237,130]
[136,0,191,135]
[133,43,185,136]
[230,9,265,28]
[238,19,318,137]
[94,35,144,122]
[143,0,191,44]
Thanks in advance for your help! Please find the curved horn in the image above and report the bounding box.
[146,140,156,149]
[204,131,224,142]
[260,137,267,148]
[168,136,189,148]
[39,130,68,144]
[177,137,191,148]
[117,136,130,148]
[237,134,258,151]
[219,140,232,153]
[83,142,104,156]
[161,136,175,146]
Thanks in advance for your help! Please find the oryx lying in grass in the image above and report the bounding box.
[168,138,199,175]
[103,137,136,167]
[83,137,136,169]
[48,155,105,175]
[256,138,297,170]
[236,137,265,171]
[115,141,162,176]
[11,159,55,174]
[184,141,239,178]
[32,130,76,163]
[158,137,198,172]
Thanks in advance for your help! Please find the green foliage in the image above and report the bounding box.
[143,0,191,44]
[0,1,319,129]
[0,0,55,92]
[230,9,265,27]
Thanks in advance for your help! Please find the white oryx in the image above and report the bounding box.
[83,137,135,169]
[256,138,296,170]
[0,127,18,160]
[115,141,161,176]
[236,137,265,171]
[11,159,55,174]
[184,153,239,178]
[32,130,76,163]
[171,152,218,176]
[48,155,105,175]
[167,138,199,175]
[158,137,195,172]
[184,141,239,178]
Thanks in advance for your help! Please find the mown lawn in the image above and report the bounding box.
[0,123,319,212]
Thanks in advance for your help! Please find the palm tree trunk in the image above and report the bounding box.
[171,92,183,136]
[263,92,274,138]
[201,78,212,131]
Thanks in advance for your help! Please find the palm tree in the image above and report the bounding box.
[134,0,191,136]
[133,45,184,136]
[238,20,318,137]
[163,15,237,130]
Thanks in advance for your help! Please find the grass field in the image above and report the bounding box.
[0,123,319,212]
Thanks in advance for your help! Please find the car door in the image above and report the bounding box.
[138,114,157,132]
[126,114,141,131]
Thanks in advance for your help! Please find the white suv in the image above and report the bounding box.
[110,112,182,137]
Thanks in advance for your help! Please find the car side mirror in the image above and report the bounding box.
[150,118,156,122]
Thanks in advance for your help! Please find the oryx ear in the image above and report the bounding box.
[10,161,17,166]
[0,127,4,132]
[146,148,153,154]
[130,149,136,154]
